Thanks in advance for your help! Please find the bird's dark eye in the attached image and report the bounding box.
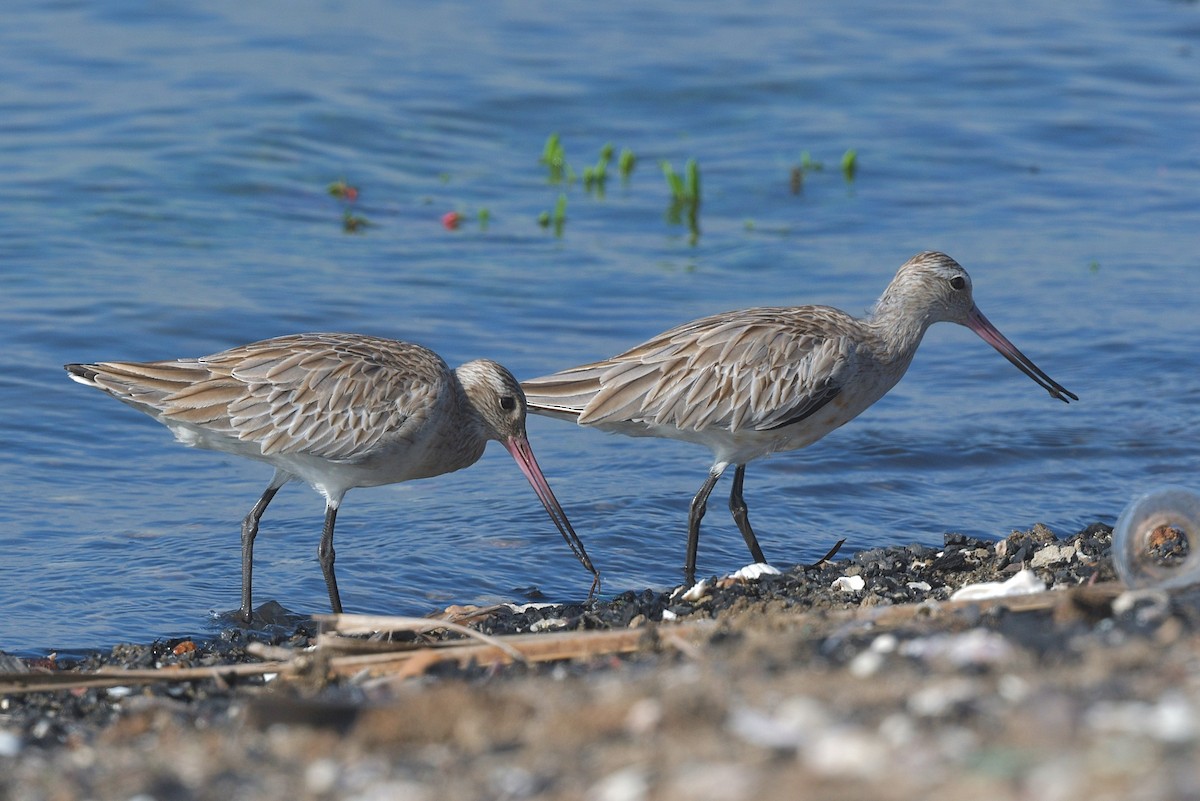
[499,396,517,411]
[949,276,966,290]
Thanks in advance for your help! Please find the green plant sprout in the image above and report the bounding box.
[327,179,360,201]
[661,158,701,244]
[841,149,858,181]
[583,143,615,196]
[552,193,567,236]
[800,151,824,172]
[618,147,637,181]
[541,133,568,183]
[538,193,568,237]
[342,209,370,233]
[661,158,700,201]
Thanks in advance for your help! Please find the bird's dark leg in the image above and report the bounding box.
[239,472,289,624]
[318,503,343,614]
[686,464,727,586]
[728,464,767,565]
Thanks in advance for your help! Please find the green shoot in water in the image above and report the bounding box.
[800,151,824,172]
[584,142,616,196]
[342,209,369,233]
[841,149,858,181]
[538,194,568,237]
[661,158,701,244]
[618,147,636,181]
[541,133,567,183]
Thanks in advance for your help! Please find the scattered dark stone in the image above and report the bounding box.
[930,549,970,572]
[1004,543,1030,567]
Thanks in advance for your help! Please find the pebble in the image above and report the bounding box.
[908,678,980,718]
[588,766,649,801]
[727,697,830,750]
[665,762,758,801]
[848,649,885,678]
[0,730,20,758]
[900,629,1016,668]
[304,759,339,795]
[529,618,568,632]
[849,633,900,677]
[1085,692,1198,743]
[804,727,889,779]
[624,698,663,736]
[357,780,432,801]
[489,766,539,799]
[1030,543,1077,568]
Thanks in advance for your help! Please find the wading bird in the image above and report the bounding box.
[67,333,600,621]
[522,252,1076,585]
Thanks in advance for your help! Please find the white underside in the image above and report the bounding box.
[163,417,457,504]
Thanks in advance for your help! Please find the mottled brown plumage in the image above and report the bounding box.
[67,333,599,621]
[523,252,1077,584]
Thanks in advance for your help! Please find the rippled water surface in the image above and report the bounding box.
[2,0,1198,653]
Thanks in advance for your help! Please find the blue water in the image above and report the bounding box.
[2,0,1198,654]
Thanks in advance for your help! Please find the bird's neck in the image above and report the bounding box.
[866,294,933,363]
[421,386,489,477]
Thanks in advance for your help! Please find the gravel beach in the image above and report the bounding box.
[4,521,1199,801]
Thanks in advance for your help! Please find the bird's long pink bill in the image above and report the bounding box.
[967,306,1078,403]
[505,436,601,595]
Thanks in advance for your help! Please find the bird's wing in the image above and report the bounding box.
[82,334,451,461]
[525,308,861,434]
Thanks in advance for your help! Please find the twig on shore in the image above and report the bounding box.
[0,584,1127,696]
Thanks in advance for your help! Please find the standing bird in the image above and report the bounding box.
[66,333,600,621]
[522,252,1077,585]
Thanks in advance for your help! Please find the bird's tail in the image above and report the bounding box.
[520,364,608,421]
[64,360,212,418]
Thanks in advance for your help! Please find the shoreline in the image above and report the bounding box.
[5,521,1198,800]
